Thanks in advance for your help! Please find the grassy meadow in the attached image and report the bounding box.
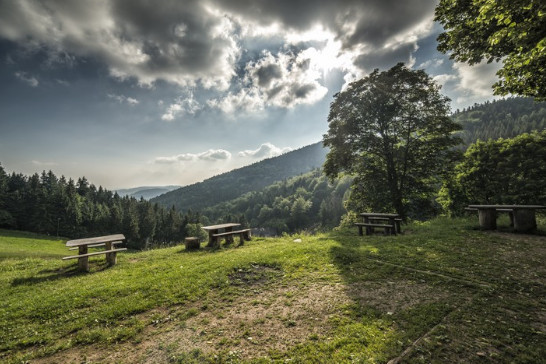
[1,216,545,363]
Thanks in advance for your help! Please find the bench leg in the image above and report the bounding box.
[243,230,252,241]
[77,246,89,272]
[513,209,537,232]
[357,225,363,236]
[106,251,117,266]
[238,233,245,246]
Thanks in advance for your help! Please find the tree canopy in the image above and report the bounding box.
[435,0,546,99]
[323,63,461,219]
[439,130,546,213]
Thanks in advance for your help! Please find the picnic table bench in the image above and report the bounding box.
[467,205,545,232]
[63,234,127,272]
[357,213,401,236]
[202,223,251,248]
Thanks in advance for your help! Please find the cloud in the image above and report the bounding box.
[0,1,438,93]
[31,160,57,167]
[15,71,38,87]
[155,149,232,164]
[108,94,139,105]
[161,92,201,121]
[0,0,240,89]
[238,143,292,158]
[209,49,329,113]
[452,61,503,105]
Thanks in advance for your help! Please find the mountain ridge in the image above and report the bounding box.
[151,142,328,211]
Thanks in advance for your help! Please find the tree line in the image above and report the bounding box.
[0,165,200,249]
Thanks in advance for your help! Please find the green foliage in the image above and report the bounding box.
[200,169,352,234]
[440,130,546,213]
[152,142,328,212]
[435,0,546,99]
[185,223,208,241]
[453,97,546,145]
[323,63,461,219]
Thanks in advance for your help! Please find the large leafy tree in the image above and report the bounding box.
[440,130,546,213]
[435,0,546,99]
[323,63,461,218]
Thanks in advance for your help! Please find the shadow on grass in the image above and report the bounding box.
[10,261,112,286]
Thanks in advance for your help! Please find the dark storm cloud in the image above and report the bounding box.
[0,0,437,99]
[215,0,435,49]
[254,63,283,87]
[0,0,239,89]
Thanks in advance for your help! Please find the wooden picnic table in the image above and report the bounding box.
[358,212,401,235]
[202,223,241,248]
[467,205,545,232]
[64,234,126,272]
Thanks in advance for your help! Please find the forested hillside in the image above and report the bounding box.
[453,97,546,145]
[151,142,328,212]
[0,165,198,249]
[201,169,352,235]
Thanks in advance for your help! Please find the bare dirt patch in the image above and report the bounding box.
[347,279,452,314]
[32,281,352,363]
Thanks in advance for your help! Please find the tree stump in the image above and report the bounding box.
[184,237,200,250]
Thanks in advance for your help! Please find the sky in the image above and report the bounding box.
[0,0,502,190]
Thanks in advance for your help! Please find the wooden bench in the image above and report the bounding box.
[63,248,128,261]
[355,222,395,236]
[212,229,252,246]
[368,217,402,234]
[68,241,123,250]
[64,234,126,272]
[465,207,514,226]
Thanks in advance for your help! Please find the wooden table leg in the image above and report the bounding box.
[478,208,497,230]
[512,208,537,232]
[225,227,234,244]
[105,242,117,266]
[364,217,372,235]
[206,230,215,247]
[78,245,89,272]
[388,218,396,235]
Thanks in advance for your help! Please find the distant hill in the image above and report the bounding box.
[116,185,180,200]
[453,97,546,146]
[151,142,328,212]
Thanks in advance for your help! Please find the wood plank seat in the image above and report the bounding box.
[68,241,123,251]
[212,229,251,245]
[355,222,395,235]
[368,217,402,233]
[62,248,127,260]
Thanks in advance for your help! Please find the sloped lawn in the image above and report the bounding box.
[0,218,544,363]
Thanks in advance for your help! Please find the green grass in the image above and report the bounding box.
[0,218,545,363]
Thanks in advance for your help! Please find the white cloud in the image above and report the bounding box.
[209,49,329,114]
[31,160,57,167]
[433,74,457,87]
[161,92,201,121]
[419,58,445,69]
[108,93,139,105]
[452,61,503,105]
[15,71,38,87]
[238,143,292,158]
[154,149,231,164]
